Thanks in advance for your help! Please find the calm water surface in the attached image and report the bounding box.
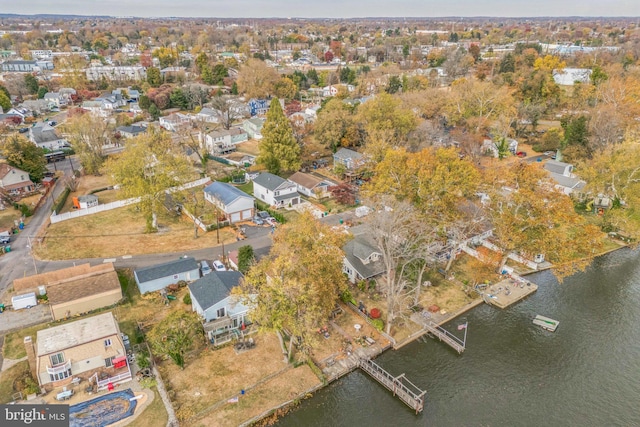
[277,248,640,427]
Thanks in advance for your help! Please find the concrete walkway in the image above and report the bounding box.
[1,356,27,372]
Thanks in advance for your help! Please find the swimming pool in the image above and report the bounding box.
[70,388,137,427]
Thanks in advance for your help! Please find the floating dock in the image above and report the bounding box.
[533,315,559,332]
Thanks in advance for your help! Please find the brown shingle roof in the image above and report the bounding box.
[46,269,122,306]
[13,263,115,293]
[287,172,323,190]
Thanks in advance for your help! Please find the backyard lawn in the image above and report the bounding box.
[33,204,236,260]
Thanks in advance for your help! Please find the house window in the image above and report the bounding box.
[275,191,280,196]
[50,352,65,366]
[104,338,112,347]
[105,356,115,368]
[217,307,226,318]
[49,369,71,382]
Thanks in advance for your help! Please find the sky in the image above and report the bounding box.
[1,0,639,18]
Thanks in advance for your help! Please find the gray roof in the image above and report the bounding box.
[274,192,300,202]
[117,125,146,135]
[31,127,61,144]
[204,181,253,206]
[135,257,199,283]
[188,271,243,310]
[549,173,586,190]
[544,160,572,175]
[36,312,119,356]
[343,235,385,280]
[334,148,363,161]
[253,172,288,191]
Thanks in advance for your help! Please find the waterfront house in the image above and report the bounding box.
[28,312,131,391]
[252,172,300,208]
[134,257,200,294]
[543,159,586,195]
[333,147,365,171]
[342,226,385,284]
[203,181,255,224]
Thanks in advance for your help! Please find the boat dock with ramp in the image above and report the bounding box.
[477,276,538,309]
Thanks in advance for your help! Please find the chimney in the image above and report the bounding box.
[23,336,37,380]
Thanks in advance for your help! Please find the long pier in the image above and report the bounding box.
[358,358,426,413]
[423,320,466,354]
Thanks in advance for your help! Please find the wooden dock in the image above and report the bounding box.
[358,358,426,413]
[423,320,466,354]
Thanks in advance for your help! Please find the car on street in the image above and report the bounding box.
[265,217,278,226]
[516,151,527,158]
[212,260,227,271]
[0,235,10,244]
[252,217,264,225]
[18,128,29,133]
[200,260,212,276]
[257,211,270,220]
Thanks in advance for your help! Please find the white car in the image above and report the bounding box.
[212,260,227,271]
[200,260,212,276]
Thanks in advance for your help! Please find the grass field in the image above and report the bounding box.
[0,361,30,404]
[128,387,168,427]
[33,205,236,260]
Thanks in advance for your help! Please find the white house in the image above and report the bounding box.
[342,226,385,284]
[552,68,592,86]
[252,172,300,208]
[159,113,191,132]
[322,84,355,97]
[287,171,332,199]
[29,122,68,150]
[333,147,365,171]
[203,181,255,224]
[134,257,200,294]
[204,128,248,155]
[0,163,35,195]
[304,104,321,119]
[543,159,586,195]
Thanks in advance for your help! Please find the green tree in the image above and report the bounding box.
[138,95,151,110]
[0,90,10,112]
[24,74,39,94]
[0,85,10,100]
[231,81,238,95]
[499,53,515,73]
[0,135,47,183]
[147,311,202,369]
[386,75,402,94]
[105,129,195,231]
[237,245,255,274]
[235,212,348,360]
[146,66,162,87]
[169,87,188,110]
[37,86,48,99]
[148,103,160,120]
[258,98,301,174]
[212,63,228,85]
[493,137,510,160]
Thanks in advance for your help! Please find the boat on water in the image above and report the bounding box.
[533,315,559,332]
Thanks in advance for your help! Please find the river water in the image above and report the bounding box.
[277,248,640,427]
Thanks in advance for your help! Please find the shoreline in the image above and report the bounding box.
[239,243,636,426]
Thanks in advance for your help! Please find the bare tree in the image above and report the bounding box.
[209,96,245,130]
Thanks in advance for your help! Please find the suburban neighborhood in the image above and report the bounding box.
[0,9,639,427]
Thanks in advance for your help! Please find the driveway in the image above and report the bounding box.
[0,304,52,335]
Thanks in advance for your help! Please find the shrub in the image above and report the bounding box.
[182,293,191,305]
[52,187,71,213]
[371,319,384,331]
[369,308,381,319]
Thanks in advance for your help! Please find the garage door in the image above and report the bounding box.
[241,209,252,220]
[231,212,241,223]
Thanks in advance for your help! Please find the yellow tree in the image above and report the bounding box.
[105,129,196,232]
[62,112,113,175]
[236,58,280,99]
[484,162,604,280]
[235,212,348,361]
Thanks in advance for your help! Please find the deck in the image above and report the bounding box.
[422,320,466,354]
[480,277,538,309]
[359,358,426,413]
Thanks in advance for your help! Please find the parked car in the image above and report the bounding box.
[516,151,527,158]
[0,236,10,244]
[252,217,264,225]
[257,211,270,220]
[265,217,278,226]
[200,260,212,276]
[212,260,226,271]
[48,121,57,126]
[18,127,29,134]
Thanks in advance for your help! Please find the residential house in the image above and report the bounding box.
[159,113,190,132]
[247,98,270,116]
[96,93,127,111]
[116,125,147,139]
[543,159,586,195]
[112,88,140,101]
[188,271,248,322]
[322,84,355,97]
[552,68,592,86]
[6,107,31,121]
[81,100,109,117]
[204,127,248,154]
[304,104,321,119]
[13,263,122,321]
[195,107,221,124]
[0,163,35,195]
[342,226,385,284]
[21,99,55,114]
[1,60,54,72]
[29,122,68,150]
[130,103,143,115]
[252,172,300,208]
[287,171,332,199]
[85,66,146,81]
[203,181,255,223]
[28,312,131,391]
[189,271,255,346]
[43,92,67,108]
[242,117,265,139]
[333,147,365,171]
[134,257,200,294]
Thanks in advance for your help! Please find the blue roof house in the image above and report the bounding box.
[134,257,200,294]
[204,181,255,223]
